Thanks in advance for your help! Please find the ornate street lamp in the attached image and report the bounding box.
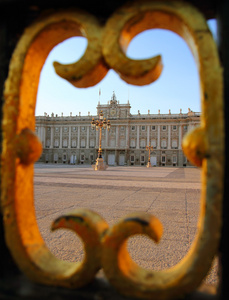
[91,110,111,170]
[146,142,154,167]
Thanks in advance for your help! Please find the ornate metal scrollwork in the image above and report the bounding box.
[1,1,223,299]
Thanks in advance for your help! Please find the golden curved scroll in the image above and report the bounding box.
[1,1,224,299]
[1,9,109,288]
[100,1,224,299]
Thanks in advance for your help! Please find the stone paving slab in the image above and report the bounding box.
[34,164,218,286]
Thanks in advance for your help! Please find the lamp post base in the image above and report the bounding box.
[146,161,152,168]
[92,157,108,171]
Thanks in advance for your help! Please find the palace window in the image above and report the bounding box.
[173,156,177,164]
[130,155,135,163]
[162,125,167,131]
[151,139,156,148]
[151,125,156,131]
[161,155,166,163]
[90,139,95,148]
[161,139,167,149]
[63,139,68,148]
[46,139,50,148]
[110,139,115,147]
[130,138,136,148]
[72,140,76,148]
[54,153,58,162]
[172,139,178,149]
[141,125,146,131]
[131,126,135,131]
[54,139,59,148]
[55,127,59,132]
[120,139,125,147]
[81,139,86,148]
[140,139,146,148]
[173,125,177,131]
[64,127,68,132]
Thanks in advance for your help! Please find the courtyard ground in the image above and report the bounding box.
[34,164,218,287]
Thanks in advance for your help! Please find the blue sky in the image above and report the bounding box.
[35,19,217,117]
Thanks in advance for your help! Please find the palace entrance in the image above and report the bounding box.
[119,154,125,166]
[108,154,115,165]
[150,156,157,166]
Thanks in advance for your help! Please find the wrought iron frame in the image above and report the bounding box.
[0,1,228,299]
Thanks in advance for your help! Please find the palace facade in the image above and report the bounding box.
[35,92,200,167]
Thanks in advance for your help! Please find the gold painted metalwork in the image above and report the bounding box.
[91,110,111,159]
[1,1,224,299]
[1,9,110,288]
[52,11,108,87]
[146,142,154,167]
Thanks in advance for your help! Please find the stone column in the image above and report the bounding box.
[147,125,150,145]
[86,126,89,148]
[38,126,43,147]
[136,125,140,149]
[116,126,119,147]
[126,125,129,147]
[179,125,182,149]
[68,126,71,148]
[104,149,107,163]
[77,126,80,149]
[188,123,194,132]
[157,125,160,149]
[43,127,46,148]
[168,125,171,149]
[106,127,109,147]
[60,126,63,148]
[50,126,54,148]
[38,126,41,141]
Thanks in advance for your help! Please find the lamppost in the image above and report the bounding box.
[91,110,111,170]
[146,142,154,167]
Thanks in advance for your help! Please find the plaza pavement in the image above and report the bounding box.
[34,163,218,287]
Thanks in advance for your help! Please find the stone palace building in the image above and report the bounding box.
[35,92,200,167]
